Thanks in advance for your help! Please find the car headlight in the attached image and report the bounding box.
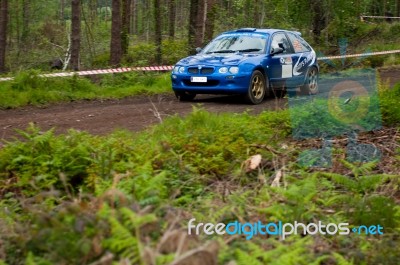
[219,67,228,74]
[179,66,185,73]
[229,67,239,74]
[173,66,180,73]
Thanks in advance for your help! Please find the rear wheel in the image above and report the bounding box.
[175,91,196,101]
[245,70,267,104]
[300,67,319,95]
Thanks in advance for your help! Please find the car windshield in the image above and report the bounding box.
[202,34,268,54]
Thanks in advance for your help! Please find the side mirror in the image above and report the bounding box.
[271,47,284,55]
[195,47,202,53]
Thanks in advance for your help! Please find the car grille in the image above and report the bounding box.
[187,67,215,75]
[188,68,198,74]
[201,67,214,74]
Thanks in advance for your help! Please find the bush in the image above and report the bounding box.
[379,82,400,125]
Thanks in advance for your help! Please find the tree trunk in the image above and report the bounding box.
[398,0,400,16]
[168,0,176,38]
[311,0,325,44]
[110,0,122,66]
[253,0,259,27]
[21,0,29,42]
[60,0,65,25]
[188,0,199,54]
[131,0,137,34]
[195,0,205,47]
[70,0,81,70]
[121,0,131,56]
[154,0,162,64]
[204,0,216,44]
[0,0,8,73]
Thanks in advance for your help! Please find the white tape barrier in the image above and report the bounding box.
[0,65,174,82]
[318,49,400,60]
[361,15,400,19]
[1,49,400,82]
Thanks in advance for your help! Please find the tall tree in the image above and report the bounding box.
[168,0,176,38]
[195,0,205,47]
[121,0,131,56]
[60,0,65,26]
[311,0,325,44]
[398,0,400,16]
[21,0,29,42]
[110,0,122,66]
[204,0,217,44]
[188,0,199,54]
[0,0,8,73]
[154,0,162,64]
[70,0,81,70]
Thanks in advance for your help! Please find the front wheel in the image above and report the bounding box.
[245,70,267,104]
[300,67,319,95]
[175,91,196,101]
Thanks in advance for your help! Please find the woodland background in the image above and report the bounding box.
[1,0,400,73]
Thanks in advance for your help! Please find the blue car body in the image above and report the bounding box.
[171,28,319,104]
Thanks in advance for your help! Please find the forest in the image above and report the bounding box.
[1,0,400,73]
[0,1,400,265]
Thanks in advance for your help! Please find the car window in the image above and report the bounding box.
[202,34,268,54]
[270,33,293,54]
[287,33,312,53]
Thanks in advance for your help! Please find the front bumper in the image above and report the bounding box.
[171,73,251,94]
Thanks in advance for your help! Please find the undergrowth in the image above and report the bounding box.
[0,104,399,264]
[0,70,171,108]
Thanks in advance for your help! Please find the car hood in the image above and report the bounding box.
[177,53,259,66]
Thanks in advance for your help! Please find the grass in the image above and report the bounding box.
[0,70,172,108]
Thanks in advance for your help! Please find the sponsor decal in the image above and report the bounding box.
[293,51,316,76]
[293,39,303,52]
[280,57,293,65]
[281,56,293,78]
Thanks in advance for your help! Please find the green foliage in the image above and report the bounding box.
[379,81,400,125]
[233,237,319,265]
[0,124,93,196]
[0,108,399,264]
[102,206,156,263]
[0,72,172,108]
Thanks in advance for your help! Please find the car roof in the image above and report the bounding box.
[222,28,301,36]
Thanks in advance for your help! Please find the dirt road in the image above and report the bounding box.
[0,68,399,142]
[0,94,286,141]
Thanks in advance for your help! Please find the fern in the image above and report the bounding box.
[24,252,52,265]
[322,172,392,194]
[322,172,358,192]
[235,249,262,265]
[308,255,332,265]
[332,253,354,265]
[340,159,378,178]
[102,207,156,264]
[103,217,141,264]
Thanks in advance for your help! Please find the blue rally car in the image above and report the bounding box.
[171,28,319,104]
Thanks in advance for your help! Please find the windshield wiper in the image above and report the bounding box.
[238,48,262,53]
[206,50,236,54]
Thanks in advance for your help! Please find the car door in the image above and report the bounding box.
[286,32,316,87]
[267,32,297,88]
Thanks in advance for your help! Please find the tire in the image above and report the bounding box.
[245,70,267,104]
[300,67,319,95]
[175,91,196,101]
